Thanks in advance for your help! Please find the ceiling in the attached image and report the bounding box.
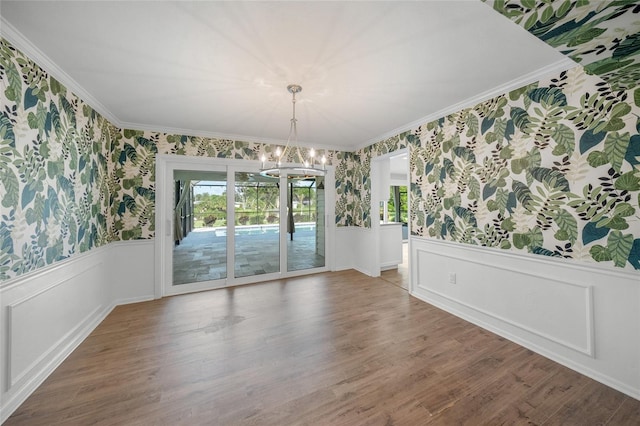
[1,1,572,151]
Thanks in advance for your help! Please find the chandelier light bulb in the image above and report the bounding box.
[259,84,327,179]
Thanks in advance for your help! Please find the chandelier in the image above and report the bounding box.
[260,84,326,179]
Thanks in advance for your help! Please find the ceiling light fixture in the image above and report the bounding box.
[260,84,326,179]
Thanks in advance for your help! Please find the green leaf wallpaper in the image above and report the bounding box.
[0,39,112,281]
[337,64,640,270]
[3,0,640,282]
[485,0,640,91]
[0,37,338,281]
[334,135,408,228]
[111,130,335,241]
[409,66,640,270]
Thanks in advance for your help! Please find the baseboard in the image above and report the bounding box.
[0,241,156,424]
[411,289,640,400]
[1,301,116,424]
[409,237,640,401]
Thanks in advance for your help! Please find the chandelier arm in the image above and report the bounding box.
[259,83,326,179]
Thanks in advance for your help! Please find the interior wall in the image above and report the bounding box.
[410,65,640,271]
[485,0,640,92]
[0,36,344,284]
[411,237,640,398]
[0,240,155,424]
[338,63,640,271]
[0,38,114,283]
[111,130,338,241]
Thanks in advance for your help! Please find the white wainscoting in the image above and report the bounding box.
[333,226,356,271]
[410,237,640,399]
[334,226,377,276]
[0,240,156,424]
[109,240,156,302]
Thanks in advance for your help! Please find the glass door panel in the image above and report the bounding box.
[234,172,280,278]
[172,170,227,286]
[287,176,325,272]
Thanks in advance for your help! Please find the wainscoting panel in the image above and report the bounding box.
[334,226,368,273]
[410,237,640,399]
[334,226,387,277]
[333,227,354,272]
[8,261,105,387]
[415,247,593,356]
[0,240,156,424]
[110,239,156,302]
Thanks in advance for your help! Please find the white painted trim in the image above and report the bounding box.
[0,240,156,424]
[370,148,410,278]
[8,303,103,388]
[412,236,640,280]
[333,226,356,271]
[412,289,639,400]
[353,58,577,151]
[409,236,640,400]
[2,18,575,154]
[1,302,114,424]
[0,17,120,126]
[155,154,335,297]
[7,261,105,387]
[0,244,111,291]
[415,249,595,356]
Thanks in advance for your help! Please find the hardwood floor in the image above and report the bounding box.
[6,270,639,425]
[380,242,409,290]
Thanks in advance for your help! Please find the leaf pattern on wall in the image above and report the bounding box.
[410,66,640,270]
[0,37,338,281]
[485,0,640,91]
[0,39,111,281]
[334,135,408,228]
[112,132,335,240]
[4,0,640,283]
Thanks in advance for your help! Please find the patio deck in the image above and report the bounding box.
[173,226,325,285]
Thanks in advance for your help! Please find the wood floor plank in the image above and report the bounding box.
[5,270,637,425]
[543,378,628,426]
[606,397,640,425]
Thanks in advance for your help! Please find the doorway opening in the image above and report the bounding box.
[371,149,410,291]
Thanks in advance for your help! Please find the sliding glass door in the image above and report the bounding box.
[287,176,325,272]
[234,171,280,278]
[165,161,329,295]
[172,170,227,288]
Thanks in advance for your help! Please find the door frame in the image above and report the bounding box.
[370,148,410,281]
[155,154,335,298]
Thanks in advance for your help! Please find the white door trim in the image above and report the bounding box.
[155,154,335,298]
[369,148,409,279]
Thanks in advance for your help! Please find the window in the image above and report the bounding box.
[388,186,408,224]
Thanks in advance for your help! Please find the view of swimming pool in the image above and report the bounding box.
[194,223,317,237]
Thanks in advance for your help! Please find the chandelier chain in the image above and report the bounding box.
[260,84,326,179]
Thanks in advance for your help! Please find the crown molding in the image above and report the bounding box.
[116,121,347,153]
[2,18,575,154]
[0,17,121,126]
[1,18,347,153]
[352,57,577,152]
[1,19,346,153]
